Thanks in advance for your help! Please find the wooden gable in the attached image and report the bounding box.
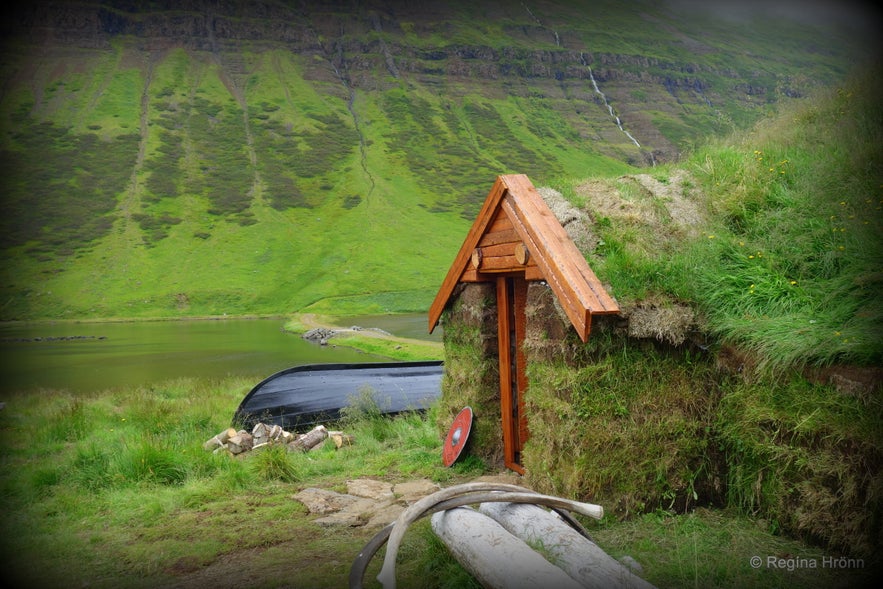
[429,174,619,342]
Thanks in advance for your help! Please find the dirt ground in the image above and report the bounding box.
[155,473,526,589]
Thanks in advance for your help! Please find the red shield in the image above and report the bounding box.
[442,407,473,467]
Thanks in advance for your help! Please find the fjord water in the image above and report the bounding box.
[0,315,435,395]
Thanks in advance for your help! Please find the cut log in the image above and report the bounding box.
[514,242,529,265]
[251,422,272,446]
[288,425,328,452]
[227,431,253,454]
[203,427,237,451]
[431,507,584,589]
[478,502,655,589]
[329,431,355,448]
[471,248,483,269]
[203,437,224,452]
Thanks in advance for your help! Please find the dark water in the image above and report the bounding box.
[0,315,436,395]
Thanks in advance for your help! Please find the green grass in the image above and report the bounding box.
[577,67,883,373]
[593,507,878,589]
[1,377,876,588]
[0,377,480,588]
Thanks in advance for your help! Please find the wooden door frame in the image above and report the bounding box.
[496,274,529,473]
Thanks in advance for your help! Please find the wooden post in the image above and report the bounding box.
[479,502,656,589]
[431,507,584,589]
[513,277,529,454]
[497,275,529,474]
[497,277,520,473]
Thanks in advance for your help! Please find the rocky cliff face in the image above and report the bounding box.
[5,0,865,164]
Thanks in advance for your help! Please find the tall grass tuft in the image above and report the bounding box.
[38,395,89,444]
[248,444,301,482]
[340,385,397,442]
[114,435,189,486]
[685,69,883,372]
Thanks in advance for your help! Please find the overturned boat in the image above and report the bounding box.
[233,361,444,431]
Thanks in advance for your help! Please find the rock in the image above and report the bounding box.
[366,503,406,528]
[312,506,371,527]
[302,327,337,343]
[311,497,379,527]
[293,488,362,515]
[347,479,395,502]
[293,478,430,528]
[394,479,441,504]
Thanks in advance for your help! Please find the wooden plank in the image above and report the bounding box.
[429,173,619,340]
[503,175,618,313]
[486,208,514,233]
[428,178,508,333]
[501,196,589,339]
[499,176,619,341]
[524,266,544,281]
[459,268,488,283]
[478,228,520,247]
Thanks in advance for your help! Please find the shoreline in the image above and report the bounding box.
[287,313,443,362]
[0,313,289,326]
[0,312,444,362]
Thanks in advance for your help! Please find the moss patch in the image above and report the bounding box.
[435,283,503,467]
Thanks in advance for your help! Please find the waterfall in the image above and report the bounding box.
[522,3,560,46]
[583,54,640,148]
[522,3,641,150]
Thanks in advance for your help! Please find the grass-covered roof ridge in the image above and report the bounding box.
[555,64,882,373]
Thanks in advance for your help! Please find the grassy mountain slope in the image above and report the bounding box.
[0,0,876,320]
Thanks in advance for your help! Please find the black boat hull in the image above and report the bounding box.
[233,361,444,431]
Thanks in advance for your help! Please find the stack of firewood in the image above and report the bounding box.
[203,423,354,456]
